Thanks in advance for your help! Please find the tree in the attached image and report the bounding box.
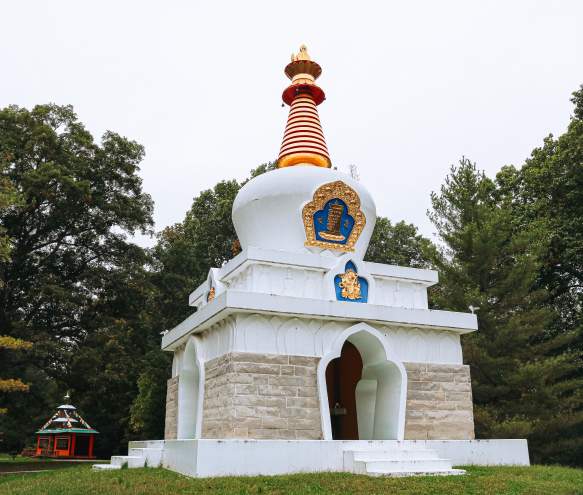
[127,164,276,439]
[129,349,171,440]
[512,86,583,328]
[150,178,242,331]
[0,104,154,453]
[429,157,583,466]
[493,86,583,464]
[365,218,436,268]
[0,336,32,415]
[0,164,32,417]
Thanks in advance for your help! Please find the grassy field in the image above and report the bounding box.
[0,454,44,463]
[0,465,582,495]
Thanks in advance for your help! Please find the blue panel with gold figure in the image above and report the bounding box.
[334,261,368,303]
[314,198,354,245]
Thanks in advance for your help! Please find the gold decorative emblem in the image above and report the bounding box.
[319,203,346,241]
[338,269,362,300]
[207,287,216,302]
[302,181,366,252]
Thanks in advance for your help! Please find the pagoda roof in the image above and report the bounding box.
[36,428,98,435]
[36,394,98,435]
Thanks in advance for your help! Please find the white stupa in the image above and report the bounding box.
[96,46,529,476]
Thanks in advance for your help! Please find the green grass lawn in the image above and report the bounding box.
[0,454,44,464]
[0,464,582,495]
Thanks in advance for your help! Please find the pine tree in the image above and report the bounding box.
[429,158,583,465]
[496,86,583,465]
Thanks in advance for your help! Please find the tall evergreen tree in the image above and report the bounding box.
[494,86,583,464]
[429,158,582,465]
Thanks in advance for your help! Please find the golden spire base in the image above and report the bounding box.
[278,152,331,169]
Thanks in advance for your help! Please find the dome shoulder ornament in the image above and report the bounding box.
[302,180,366,252]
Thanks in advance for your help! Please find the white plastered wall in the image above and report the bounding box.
[194,314,463,365]
[171,312,464,441]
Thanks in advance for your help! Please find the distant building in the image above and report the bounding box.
[35,393,98,459]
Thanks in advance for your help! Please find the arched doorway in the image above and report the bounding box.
[326,341,363,439]
[319,323,407,441]
[176,337,203,439]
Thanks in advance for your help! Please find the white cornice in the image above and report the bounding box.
[188,247,438,306]
[165,289,477,351]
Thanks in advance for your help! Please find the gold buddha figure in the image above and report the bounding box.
[338,269,362,300]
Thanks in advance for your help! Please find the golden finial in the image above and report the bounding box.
[291,44,311,62]
[278,45,330,168]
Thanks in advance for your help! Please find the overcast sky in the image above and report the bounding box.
[1,1,581,246]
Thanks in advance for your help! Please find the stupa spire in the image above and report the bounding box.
[277,45,331,168]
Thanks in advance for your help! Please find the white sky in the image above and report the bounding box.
[1,1,581,246]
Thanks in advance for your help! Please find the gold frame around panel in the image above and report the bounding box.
[302,180,366,252]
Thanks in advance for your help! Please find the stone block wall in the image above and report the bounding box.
[164,376,179,440]
[202,352,322,439]
[404,362,475,440]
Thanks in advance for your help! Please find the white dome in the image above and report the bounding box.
[233,166,376,258]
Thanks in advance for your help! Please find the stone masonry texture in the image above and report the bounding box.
[164,376,179,440]
[404,362,475,440]
[202,352,322,440]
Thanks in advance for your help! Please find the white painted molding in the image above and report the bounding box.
[162,290,477,351]
[217,247,438,287]
[185,315,463,365]
[188,247,440,308]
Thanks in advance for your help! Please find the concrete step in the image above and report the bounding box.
[111,455,145,468]
[129,447,163,467]
[344,446,465,477]
[367,468,466,477]
[92,464,121,471]
[357,458,453,473]
[352,449,441,461]
[128,440,165,450]
[94,443,164,473]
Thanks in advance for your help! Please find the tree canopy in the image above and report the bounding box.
[0,104,154,453]
[1,85,582,466]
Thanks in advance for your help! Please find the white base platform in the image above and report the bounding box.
[94,439,529,477]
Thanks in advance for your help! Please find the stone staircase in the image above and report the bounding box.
[343,445,465,477]
[93,441,164,471]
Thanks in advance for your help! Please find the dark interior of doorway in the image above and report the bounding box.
[325,341,363,440]
[75,435,89,456]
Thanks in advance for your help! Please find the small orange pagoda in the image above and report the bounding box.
[34,393,98,459]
